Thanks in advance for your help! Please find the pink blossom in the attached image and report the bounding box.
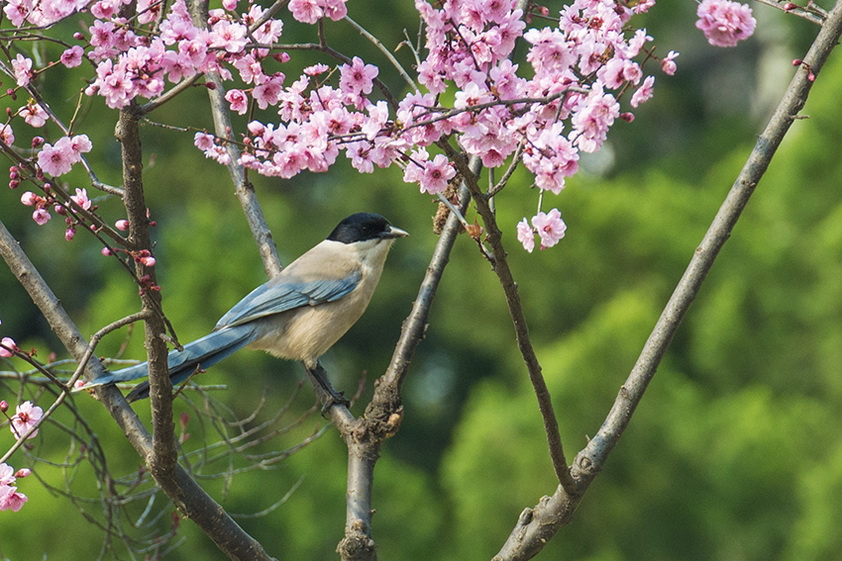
[194,132,216,151]
[69,134,92,155]
[3,0,29,26]
[210,20,248,53]
[322,0,347,20]
[289,0,323,23]
[0,336,16,358]
[0,123,14,146]
[115,219,129,231]
[60,45,84,68]
[10,401,43,440]
[362,101,389,140]
[633,0,656,13]
[696,0,756,48]
[345,141,375,173]
[339,56,379,97]
[225,89,249,114]
[90,0,118,19]
[253,74,285,109]
[0,485,27,512]
[661,51,678,76]
[531,209,566,249]
[252,9,284,44]
[37,137,83,177]
[0,463,14,485]
[303,63,329,76]
[70,188,92,210]
[32,208,51,225]
[630,75,655,108]
[11,54,33,87]
[516,218,535,253]
[20,101,47,127]
[419,154,455,195]
[137,0,163,23]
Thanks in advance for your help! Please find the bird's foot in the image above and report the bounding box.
[320,390,351,416]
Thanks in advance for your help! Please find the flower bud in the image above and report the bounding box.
[14,468,30,478]
[0,400,8,413]
[20,191,38,206]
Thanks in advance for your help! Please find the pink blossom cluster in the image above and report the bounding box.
[83,0,284,109]
[696,0,756,48]
[3,0,88,28]
[4,0,692,253]
[517,209,566,253]
[191,0,674,252]
[36,135,92,177]
[7,132,91,229]
[20,185,94,239]
[288,0,348,24]
[0,462,29,512]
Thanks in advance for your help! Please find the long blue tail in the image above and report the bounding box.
[79,324,258,401]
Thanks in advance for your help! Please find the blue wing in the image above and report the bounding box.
[215,270,362,330]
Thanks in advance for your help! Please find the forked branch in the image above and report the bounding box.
[494,1,842,558]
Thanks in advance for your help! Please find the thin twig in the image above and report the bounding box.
[344,15,418,91]
[444,146,578,495]
[753,0,825,24]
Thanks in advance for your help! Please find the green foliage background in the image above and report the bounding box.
[1,2,842,560]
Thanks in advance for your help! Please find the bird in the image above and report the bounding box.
[78,212,408,403]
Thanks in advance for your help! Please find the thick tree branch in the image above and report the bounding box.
[493,2,842,558]
[115,103,182,495]
[332,176,473,561]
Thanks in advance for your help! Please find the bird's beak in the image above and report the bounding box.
[383,225,409,239]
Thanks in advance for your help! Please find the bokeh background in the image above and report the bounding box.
[2,1,842,560]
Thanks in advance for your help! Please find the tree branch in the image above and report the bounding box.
[493,1,842,558]
[115,101,182,500]
[188,0,283,277]
[443,147,578,495]
[0,215,278,561]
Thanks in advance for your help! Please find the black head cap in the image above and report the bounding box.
[327,213,408,244]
